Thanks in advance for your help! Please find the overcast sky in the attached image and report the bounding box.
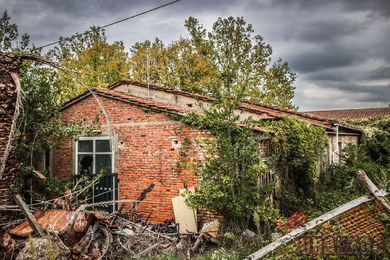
[2,0,390,111]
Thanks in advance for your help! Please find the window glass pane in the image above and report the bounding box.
[96,140,110,152]
[78,154,93,175]
[95,154,112,174]
[78,140,93,152]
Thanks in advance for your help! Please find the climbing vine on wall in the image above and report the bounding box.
[172,125,191,173]
[256,115,329,215]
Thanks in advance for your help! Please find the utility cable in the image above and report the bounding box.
[37,0,180,49]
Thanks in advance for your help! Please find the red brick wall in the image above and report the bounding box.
[53,95,212,223]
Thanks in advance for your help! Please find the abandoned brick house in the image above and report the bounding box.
[50,79,362,224]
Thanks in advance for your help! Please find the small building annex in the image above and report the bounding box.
[51,79,362,224]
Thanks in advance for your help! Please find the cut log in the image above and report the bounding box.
[0,226,16,252]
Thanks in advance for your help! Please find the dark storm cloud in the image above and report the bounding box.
[356,83,390,102]
[324,82,386,94]
[295,20,368,43]
[305,79,390,104]
[3,0,241,48]
[289,47,355,73]
[305,71,348,82]
[340,0,390,18]
[368,66,390,80]
[269,0,390,18]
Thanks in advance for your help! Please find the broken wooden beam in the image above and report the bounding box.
[14,194,45,237]
[357,170,390,213]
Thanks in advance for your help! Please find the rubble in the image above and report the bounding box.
[0,188,221,259]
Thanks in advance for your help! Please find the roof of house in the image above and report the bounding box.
[62,80,362,132]
[306,107,390,120]
[62,88,269,132]
[107,79,331,123]
[108,80,366,131]
[62,87,187,114]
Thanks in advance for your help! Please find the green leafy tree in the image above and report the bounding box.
[310,116,390,219]
[185,16,297,108]
[345,115,390,169]
[130,37,218,95]
[13,58,101,196]
[0,10,29,52]
[48,26,131,102]
[131,16,297,108]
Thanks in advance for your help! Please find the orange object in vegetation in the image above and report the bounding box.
[10,210,72,237]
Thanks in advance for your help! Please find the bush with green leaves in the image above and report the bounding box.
[310,115,390,218]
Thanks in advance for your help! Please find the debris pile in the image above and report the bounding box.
[0,185,220,259]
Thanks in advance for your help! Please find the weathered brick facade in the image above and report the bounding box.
[53,94,211,223]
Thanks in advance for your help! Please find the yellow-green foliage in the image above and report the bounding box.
[130,37,217,96]
[45,231,60,260]
[27,235,36,260]
[47,26,131,102]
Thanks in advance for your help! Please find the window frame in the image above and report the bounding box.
[75,136,114,175]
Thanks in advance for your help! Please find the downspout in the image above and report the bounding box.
[332,124,339,163]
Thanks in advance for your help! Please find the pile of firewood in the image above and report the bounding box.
[0,53,21,209]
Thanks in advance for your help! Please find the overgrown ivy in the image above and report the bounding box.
[255,115,329,216]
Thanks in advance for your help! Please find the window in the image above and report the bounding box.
[76,136,113,175]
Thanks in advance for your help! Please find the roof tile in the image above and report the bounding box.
[62,80,363,131]
[307,107,390,120]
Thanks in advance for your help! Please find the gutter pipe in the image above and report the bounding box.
[332,124,339,163]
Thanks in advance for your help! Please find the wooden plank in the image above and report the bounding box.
[32,170,46,180]
[245,194,375,260]
[357,170,390,213]
[172,191,197,233]
[14,194,45,237]
[201,219,220,238]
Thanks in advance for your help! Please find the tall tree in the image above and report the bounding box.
[48,26,131,102]
[0,10,29,53]
[130,37,218,95]
[185,16,297,109]
[131,16,297,109]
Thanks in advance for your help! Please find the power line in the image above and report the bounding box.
[37,0,180,49]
